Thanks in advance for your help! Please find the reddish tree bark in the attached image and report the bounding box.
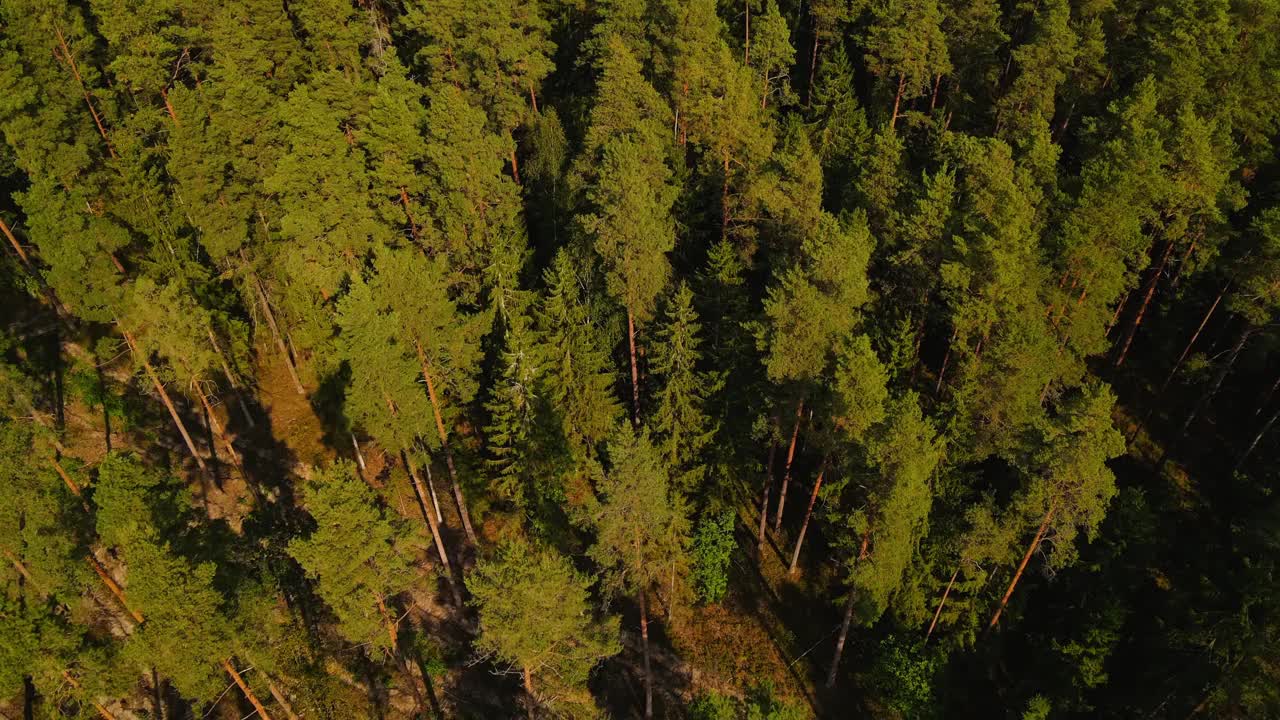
[53,25,116,159]
[1116,241,1176,367]
[415,341,477,546]
[925,566,960,641]
[1161,283,1228,393]
[0,216,31,267]
[627,308,641,427]
[221,659,273,720]
[989,502,1056,630]
[773,399,805,533]
[639,588,653,719]
[788,457,829,575]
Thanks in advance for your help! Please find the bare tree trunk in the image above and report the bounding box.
[989,502,1056,630]
[248,271,305,396]
[1115,241,1175,367]
[758,429,777,552]
[374,592,399,652]
[773,399,804,533]
[890,74,905,128]
[121,330,209,478]
[523,667,536,718]
[806,32,820,106]
[1161,283,1228,393]
[925,566,960,641]
[53,25,116,159]
[61,670,117,720]
[1106,291,1131,337]
[1237,408,1277,470]
[1182,325,1251,436]
[743,0,750,62]
[0,216,31,268]
[788,457,828,575]
[206,328,255,428]
[416,341,477,545]
[510,148,522,185]
[936,329,957,396]
[265,677,301,720]
[221,659,273,720]
[424,461,443,522]
[51,458,91,512]
[639,589,653,719]
[399,187,420,241]
[351,432,367,472]
[627,308,642,427]
[825,589,856,688]
[403,452,464,607]
[193,380,243,475]
[160,87,180,126]
[87,554,144,624]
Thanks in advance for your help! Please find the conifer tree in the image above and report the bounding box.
[588,427,690,719]
[468,539,620,715]
[649,283,719,493]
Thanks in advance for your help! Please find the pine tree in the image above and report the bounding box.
[588,427,690,719]
[288,461,417,657]
[468,539,620,715]
[648,283,719,493]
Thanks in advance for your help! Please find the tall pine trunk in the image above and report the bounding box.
[1236,407,1277,470]
[522,667,536,718]
[639,588,654,719]
[787,457,828,575]
[121,330,209,479]
[989,502,1056,630]
[1116,240,1175,367]
[758,429,777,552]
[415,341,477,545]
[890,75,905,129]
[87,554,144,624]
[806,33,820,106]
[0,216,31,268]
[1182,325,1252,436]
[627,307,641,427]
[248,271,306,396]
[827,532,869,688]
[826,589,856,688]
[54,25,116,159]
[206,328,255,428]
[222,659,273,720]
[403,453,464,607]
[265,678,301,720]
[925,567,960,641]
[773,399,805,533]
[1161,283,1228,393]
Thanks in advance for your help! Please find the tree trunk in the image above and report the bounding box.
[1258,372,1280,416]
[989,502,1056,630]
[1161,283,1227,393]
[424,461,443,522]
[627,307,641,427]
[528,82,539,114]
[221,659,273,720]
[249,272,306,396]
[416,341,477,545]
[374,592,399,652]
[806,33,820,106]
[51,458,91,512]
[743,0,750,63]
[522,667,536,718]
[1182,325,1251,436]
[930,73,942,111]
[193,380,243,475]
[891,75,905,129]
[265,678,301,720]
[773,399,804,533]
[351,432,367,472]
[403,452,464,607]
[925,566,960,641]
[206,328,255,428]
[825,589,856,688]
[160,87,180,126]
[61,670,117,720]
[758,431,777,552]
[121,330,209,478]
[787,457,828,575]
[1115,240,1175,367]
[639,589,653,719]
[721,150,731,243]
[0,216,31,268]
[936,329,957,396]
[510,148,522,185]
[88,554,144,624]
[1106,291,1131,337]
[1237,408,1277,469]
[399,187,420,241]
[53,25,116,159]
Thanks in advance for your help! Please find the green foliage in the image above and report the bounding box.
[691,510,735,604]
[288,461,417,656]
[869,636,941,719]
[468,539,619,711]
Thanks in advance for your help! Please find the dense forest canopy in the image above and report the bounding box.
[0,0,1278,718]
